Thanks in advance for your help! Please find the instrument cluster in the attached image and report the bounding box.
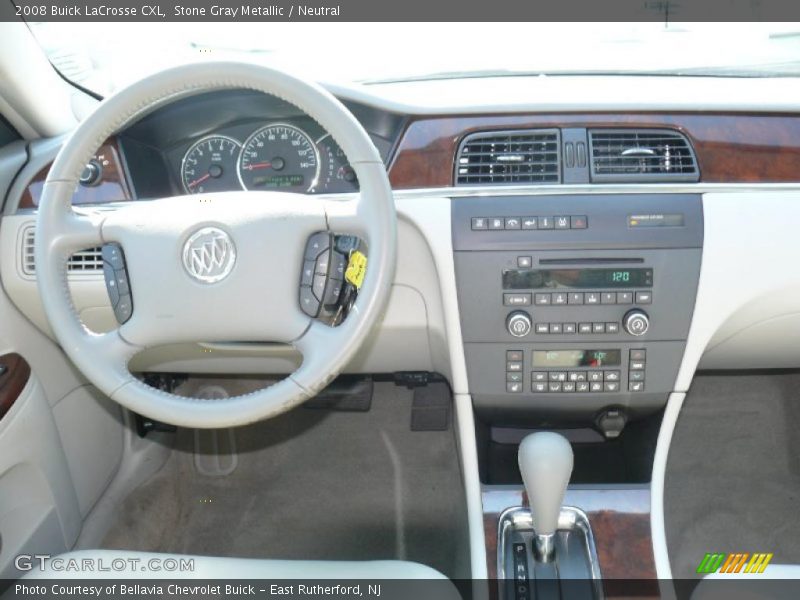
[178,121,357,195]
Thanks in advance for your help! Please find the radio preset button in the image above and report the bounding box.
[553,292,568,305]
[586,293,600,304]
[601,292,616,304]
[534,293,552,305]
[568,292,584,304]
[617,291,633,304]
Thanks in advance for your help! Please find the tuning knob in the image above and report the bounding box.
[623,309,650,336]
[507,311,532,337]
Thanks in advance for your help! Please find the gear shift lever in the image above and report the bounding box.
[518,432,573,562]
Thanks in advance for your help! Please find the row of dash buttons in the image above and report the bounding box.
[472,216,588,230]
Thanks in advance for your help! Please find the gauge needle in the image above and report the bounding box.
[187,173,211,189]
[246,162,273,170]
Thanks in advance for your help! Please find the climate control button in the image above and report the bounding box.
[506,311,533,337]
[623,309,650,336]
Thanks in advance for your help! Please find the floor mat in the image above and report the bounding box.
[665,372,800,578]
[101,379,470,578]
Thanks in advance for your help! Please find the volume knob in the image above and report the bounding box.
[623,309,650,337]
[507,311,532,338]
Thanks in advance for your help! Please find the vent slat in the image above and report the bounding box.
[455,129,561,185]
[21,226,103,275]
[589,129,699,181]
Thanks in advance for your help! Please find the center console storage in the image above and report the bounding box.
[452,194,703,428]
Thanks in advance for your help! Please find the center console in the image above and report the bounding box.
[453,194,703,428]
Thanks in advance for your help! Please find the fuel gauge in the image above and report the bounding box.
[314,134,358,193]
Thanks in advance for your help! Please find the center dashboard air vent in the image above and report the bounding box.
[589,129,699,182]
[455,129,561,185]
[20,225,103,277]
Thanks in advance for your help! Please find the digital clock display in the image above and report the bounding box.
[502,268,653,289]
[532,349,621,368]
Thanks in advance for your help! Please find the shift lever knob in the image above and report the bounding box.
[518,432,573,561]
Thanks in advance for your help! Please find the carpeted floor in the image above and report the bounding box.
[101,379,470,579]
[665,371,800,578]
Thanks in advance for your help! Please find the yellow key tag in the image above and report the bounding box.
[345,251,367,290]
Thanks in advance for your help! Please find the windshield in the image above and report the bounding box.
[28,22,800,96]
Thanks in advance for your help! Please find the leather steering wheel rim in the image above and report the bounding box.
[35,61,397,428]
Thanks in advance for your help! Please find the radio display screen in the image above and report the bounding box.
[532,349,621,368]
[502,268,652,289]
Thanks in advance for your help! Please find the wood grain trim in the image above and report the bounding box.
[388,113,800,188]
[19,140,132,209]
[483,487,658,598]
[0,353,31,421]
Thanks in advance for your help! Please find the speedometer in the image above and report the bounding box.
[181,135,242,194]
[238,124,320,193]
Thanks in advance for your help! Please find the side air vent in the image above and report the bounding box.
[589,129,699,182]
[455,129,561,185]
[20,226,103,276]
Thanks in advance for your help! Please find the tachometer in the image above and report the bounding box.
[181,135,242,194]
[238,124,319,193]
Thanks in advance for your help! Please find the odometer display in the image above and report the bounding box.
[238,124,319,193]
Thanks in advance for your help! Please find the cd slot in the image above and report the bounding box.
[539,257,644,265]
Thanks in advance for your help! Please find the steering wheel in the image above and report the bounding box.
[35,62,397,428]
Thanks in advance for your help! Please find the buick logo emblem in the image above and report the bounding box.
[182,227,236,283]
